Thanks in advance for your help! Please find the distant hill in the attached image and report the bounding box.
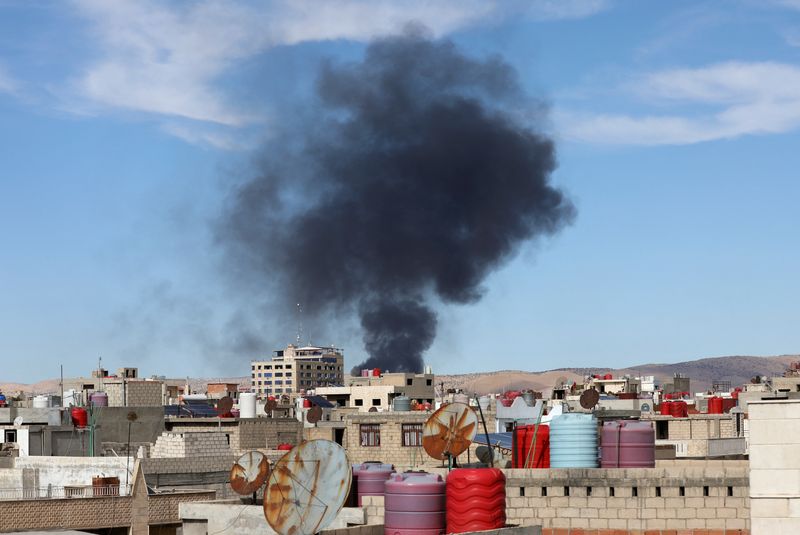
[2,354,798,397]
[437,354,800,396]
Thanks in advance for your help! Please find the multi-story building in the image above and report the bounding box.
[250,344,344,397]
[313,371,435,411]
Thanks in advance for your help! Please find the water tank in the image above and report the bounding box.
[354,463,394,506]
[453,393,469,405]
[512,424,550,468]
[446,468,506,534]
[239,392,257,418]
[90,391,108,407]
[522,391,536,406]
[600,421,655,468]
[361,369,371,377]
[669,400,688,418]
[393,396,411,411]
[71,407,88,428]
[302,397,313,408]
[603,373,613,380]
[373,368,381,376]
[708,396,723,414]
[478,396,491,412]
[659,401,672,415]
[549,413,598,468]
[384,472,445,535]
[276,443,293,451]
[33,395,49,409]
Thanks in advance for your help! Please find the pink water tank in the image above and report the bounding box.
[384,472,446,535]
[355,463,394,506]
[600,421,655,468]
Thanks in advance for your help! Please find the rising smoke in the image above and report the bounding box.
[218,27,575,374]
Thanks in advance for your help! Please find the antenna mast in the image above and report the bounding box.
[296,303,303,346]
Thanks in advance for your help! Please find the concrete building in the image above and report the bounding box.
[749,399,800,533]
[642,412,745,458]
[314,372,435,412]
[206,382,239,400]
[250,344,345,397]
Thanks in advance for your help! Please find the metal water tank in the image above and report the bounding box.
[549,413,598,468]
[32,395,49,409]
[355,463,394,506]
[512,423,550,468]
[393,396,411,411]
[239,392,257,418]
[446,468,506,534]
[600,421,655,468]
[384,472,446,535]
[90,391,108,407]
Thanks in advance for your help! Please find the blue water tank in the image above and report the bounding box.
[549,413,598,468]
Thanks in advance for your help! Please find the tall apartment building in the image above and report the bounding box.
[251,344,344,397]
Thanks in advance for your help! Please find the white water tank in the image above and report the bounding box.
[32,395,49,409]
[239,392,257,419]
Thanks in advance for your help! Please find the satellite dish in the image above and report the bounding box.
[230,450,270,495]
[13,416,23,428]
[306,405,322,424]
[422,401,478,460]
[126,411,139,423]
[217,396,234,416]
[263,439,351,535]
[579,388,600,410]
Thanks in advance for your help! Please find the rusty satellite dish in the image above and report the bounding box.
[263,439,351,535]
[306,405,322,424]
[217,396,234,415]
[422,401,478,460]
[579,388,600,410]
[230,450,270,495]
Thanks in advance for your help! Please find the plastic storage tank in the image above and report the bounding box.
[354,463,394,506]
[600,420,655,468]
[393,396,411,411]
[708,396,723,414]
[669,400,688,418]
[384,472,446,535]
[239,392,257,418]
[32,395,50,409]
[446,468,506,534]
[512,424,550,468]
[549,413,598,468]
[71,407,88,428]
[90,391,108,407]
[660,401,672,415]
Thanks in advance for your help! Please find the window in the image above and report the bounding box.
[360,424,380,447]
[426,379,432,386]
[4,430,17,443]
[372,399,381,406]
[354,399,364,407]
[402,423,423,447]
[406,379,413,386]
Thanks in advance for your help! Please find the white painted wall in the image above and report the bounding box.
[0,427,29,456]
[13,456,132,495]
[749,399,800,534]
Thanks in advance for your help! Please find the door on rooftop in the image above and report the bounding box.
[334,428,344,446]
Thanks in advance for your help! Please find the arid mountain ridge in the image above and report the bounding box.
[2,354,797,396]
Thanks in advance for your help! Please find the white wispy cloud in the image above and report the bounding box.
[559,61,800,145]
[0,63,18,95]
[72,0,608,145]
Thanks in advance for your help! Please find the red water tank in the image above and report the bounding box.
[71,407,88,428]
[708,397,723,414]
[603,373,613,380]
[446,468,506,534]
[373,368,381,376]
[302,398,312,408]
[276,443,293,451]
[660,401,672,415]
[512,424,550,468]
[669,401,688,418]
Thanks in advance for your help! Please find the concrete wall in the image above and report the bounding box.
[151,432,233,458]
[166,418,302,454]
[13,455,132,494]
[749,399,800,534]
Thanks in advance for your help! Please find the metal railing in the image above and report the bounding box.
[0,485,131,501]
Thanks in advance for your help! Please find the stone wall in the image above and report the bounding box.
[151,432,233,458]
[165,418,302,455]
[361,463,749,534]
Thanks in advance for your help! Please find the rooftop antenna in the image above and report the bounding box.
[296,303,303,346]
[422,402,478,470]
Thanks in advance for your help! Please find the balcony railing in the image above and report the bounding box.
[0,485,131,500]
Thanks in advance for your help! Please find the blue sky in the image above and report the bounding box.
[1,0,799,382]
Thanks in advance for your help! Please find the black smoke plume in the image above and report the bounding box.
[219,28,574,375]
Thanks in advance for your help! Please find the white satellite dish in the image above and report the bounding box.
[13,416,23,428]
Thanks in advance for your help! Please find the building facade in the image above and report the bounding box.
[250,344,345,397]
[314,372,435,411]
